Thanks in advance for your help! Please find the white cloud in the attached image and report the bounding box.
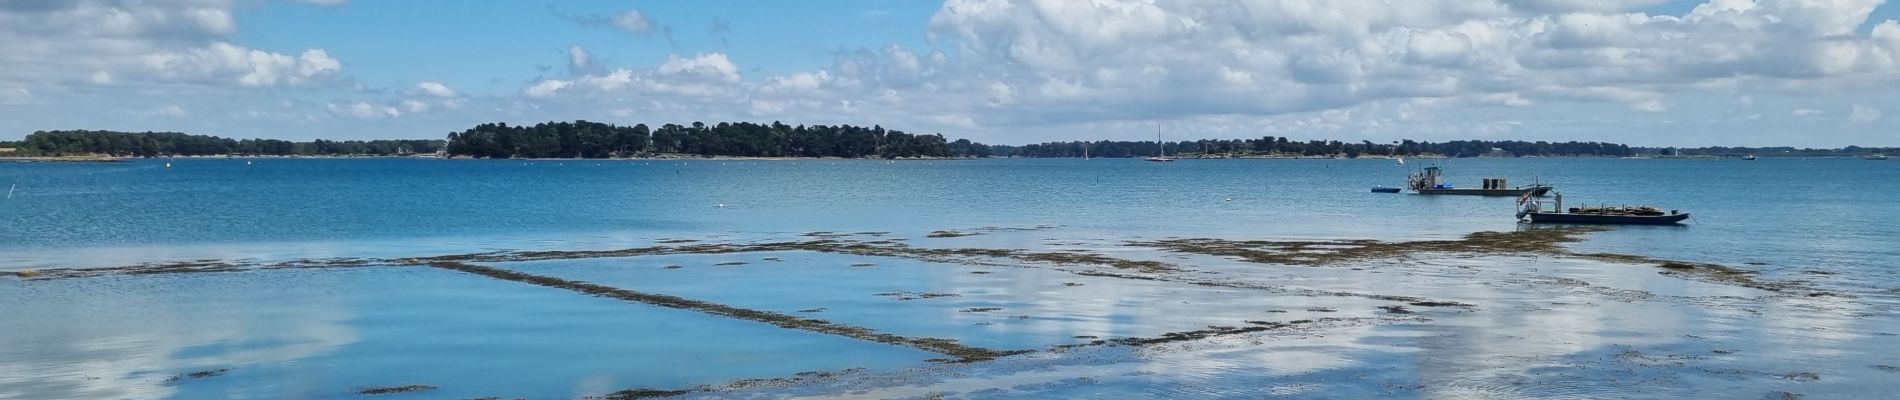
[612,10,655,34]
[327,101,400,119]
[568,44,593,75]
[654,53,740,83]
[1849,104,1882,122]
[0,1,344,90]
[137,45,341,87]
[523,53,743,100]
[401,99,430,113]
[145,105,188,118]
[903,0,1900,131]
[1793,108,1825,116]
[1631,99,1668,112]
[414,81,457,98]
[522,79,573,98]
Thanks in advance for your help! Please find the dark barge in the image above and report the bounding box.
[1517,193,1689,225]
[1407,166,1552,196]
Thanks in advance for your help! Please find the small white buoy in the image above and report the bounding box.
[716,203,726,208]
[164,162,171,168]
[246,161,252,166]
[1225,197,1232,202]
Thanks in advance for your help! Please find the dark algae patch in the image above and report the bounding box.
[1779,372,1821,382]
[166,368,231,382]
[357,384,437,395]
[18,257,381,280]
[926,230,980,238]
[960,307,1003,313]
[425,261,1021,362]
[876,291,961,301]
[1133,226,1806,293]
[19,227,1808,297]
[588,388,694,399]
[1131,227,1606,267]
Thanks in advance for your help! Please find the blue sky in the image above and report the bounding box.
[230,1,942,96]
[2,0,1898,146]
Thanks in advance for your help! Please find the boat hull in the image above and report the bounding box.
[1414,186,1552,197]
[1525,212,1689,225]
[1371,187,1402,193]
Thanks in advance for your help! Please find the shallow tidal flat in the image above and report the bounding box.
[5,226,1896,399]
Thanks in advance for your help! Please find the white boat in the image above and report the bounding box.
[1143,130,1174,162]
[1869,154,1889,160]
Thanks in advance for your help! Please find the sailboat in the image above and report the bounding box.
[1143,131,1175,162]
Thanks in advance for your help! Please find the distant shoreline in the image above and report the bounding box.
[2,154,1879,163]
[0,155,127,163]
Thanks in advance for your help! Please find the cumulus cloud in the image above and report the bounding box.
[524,53,743,100]
[1849,104,1882,122]
[145,105,188,118]
[401,99,430,113]
[0,0,344,89]
[561,7,667,36]
[327,101,400,119]
[567,44,594,75]
[612,10,656,34]
[897,0,1900,128]
[414,81,457,98]
[522,79,573,98]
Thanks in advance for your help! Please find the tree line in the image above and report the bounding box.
[1634,146,1898,157]
[8,130,442,157]
[445,120,985,159]
[10,125,1892,160]
[1003,138,1637,158]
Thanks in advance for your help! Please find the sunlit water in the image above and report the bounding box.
[2,157,1897,399]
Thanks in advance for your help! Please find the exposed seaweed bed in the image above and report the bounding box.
[5,226,1863,398]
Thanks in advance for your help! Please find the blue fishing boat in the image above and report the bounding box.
[1371,186,1401,193]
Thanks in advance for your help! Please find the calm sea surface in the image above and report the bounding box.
[5,157,1896,272]
[2,157,1896,399]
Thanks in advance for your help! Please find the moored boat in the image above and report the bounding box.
[1517,193,1688,225]
[1742,154,1757,160]
[1143,130,1175,162]
[1870,154,1889,160]
[1407,166,1552,196]
[1371,186,1401,193]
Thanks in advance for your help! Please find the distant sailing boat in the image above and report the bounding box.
[1143,131,1175,162]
